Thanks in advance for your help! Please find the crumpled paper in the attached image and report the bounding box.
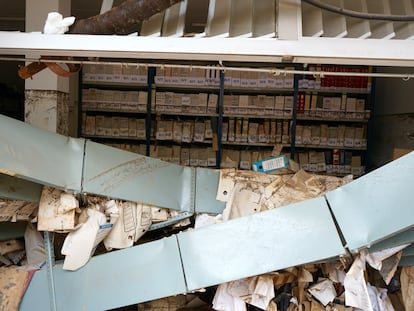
[213,275,275,311]
[43,12,75,34]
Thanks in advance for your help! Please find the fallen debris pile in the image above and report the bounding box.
[0,168,412,310]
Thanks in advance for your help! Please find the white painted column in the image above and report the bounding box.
[277,0,302,40]
[25,0,72,135]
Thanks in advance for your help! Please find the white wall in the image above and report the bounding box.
[374,67,414,115]
[370,67,414,169]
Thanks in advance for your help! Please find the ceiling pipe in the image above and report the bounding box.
[18,0,185,78]
[302,0,414,22]
[68,0,184,35]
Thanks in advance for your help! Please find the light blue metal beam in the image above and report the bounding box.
[82,141,224,213]
[3,114,414,310]
[399,256,414,266]
[83,140,195,212]
[178,196,346,291]
[20,236,187,311]
[0,115,224,214]
[326,151,414,252]
[368,227,414,253]
[20,196,346,311]
[195,167,225,214]
[0,114,85,193]
[0,173,42,202]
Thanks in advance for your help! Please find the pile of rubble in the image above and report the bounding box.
[0,169,412,310]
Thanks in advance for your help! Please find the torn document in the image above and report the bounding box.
[212,282,247,311]
[308,278,337,306]
[104,201,151,250]
[367,283,395,311]
[364,244,408,271]
[344,255,373,311]
[61,207,106,271]
[213,276,275,311]
[37,187,78,232]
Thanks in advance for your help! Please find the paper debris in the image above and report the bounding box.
[0,201,37,222]
[222,183,263,221]
[194,213,222,229]
[61,206,110,271]
[344,255,373,311]
[43,12,75,34]
[104,202,151,250]
[38,187,78,232]
[0,266,29,311]
[367,283,395,311]
[0,240,24,256]
[212,282,247,311]
[308,279,337,306]
[400,266,414,311]
[213,276,275,311]
[22,222,45,270]
[364,245,408,271]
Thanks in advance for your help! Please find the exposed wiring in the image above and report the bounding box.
[302,0,414,22]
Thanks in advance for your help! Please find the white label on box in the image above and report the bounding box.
[240,161,251,170]
[248,79,258,88]
[262,157,285,171]
[240,79,249,88]
[258,79,267,88]
[208,158,216,167]
[182,134,192,143]
[155,76,164,84]
[309,163,318,172]
[196,78,206,86]
[199,159,208,167]
[194,133,204,142]
[326,165,333,174]
[248,135,258,143]
[317,163,326,172]
[130,75,139,83]
[311,137,321,145]
[156,132,166,140]
[275,78,284,88]
[137,130,146,139]
[259,134,267,143]
[182,96,191,106]
[328,138,338,146]
[267,78,276,88]
[344,138,354,147]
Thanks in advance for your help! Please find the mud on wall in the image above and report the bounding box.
[24,89,70,135]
